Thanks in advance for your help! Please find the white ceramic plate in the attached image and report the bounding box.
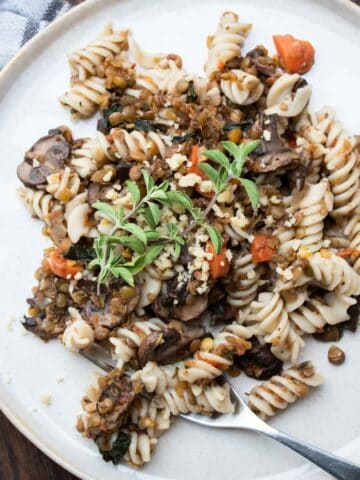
[1,0,360,479]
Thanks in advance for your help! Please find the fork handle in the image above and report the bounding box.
[257,425,360,480]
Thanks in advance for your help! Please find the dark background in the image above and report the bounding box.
[1,0,359,478]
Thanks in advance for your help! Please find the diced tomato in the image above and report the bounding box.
[251,234,277,263]
[188,145,206,179]
[207,241,230,279]
[46,249,82,279]
[337,248,360,258]
[273,34,315,74]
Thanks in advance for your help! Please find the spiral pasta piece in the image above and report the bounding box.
[71,134,112,178]
[246,292,304,363]
[17,186,59,225]
[226,253,262,309]
[129,396,171,438]
[248,362,323,420]
[313,108,360,217]
[146,60,190,95]
[109,128,169,161]
[344,212,360,272]
[123,431,157,467]
[307,250,360,296]
[178,324,252,384]
[158,381,234,416]
[60,77,110,118]
[293,179,334,253]
[62,307,94,352]
[131,361,179,395]
[289,292,356,334]
[64,191,91,243]
[68,24,128,83]
[221,70,263,105]
[46,167,81,202]
[110,317,167,368]
[205,12,252,78]
[295,108,329,183]
[265,74,311,117]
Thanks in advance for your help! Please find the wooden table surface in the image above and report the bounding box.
[1,0,359,479]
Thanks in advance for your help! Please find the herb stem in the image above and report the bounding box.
[182,174,234,237]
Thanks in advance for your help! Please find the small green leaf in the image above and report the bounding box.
[144,244,165,265]
[222,141,242,159]
[123,223,147,245]
[203,149,230,171]
[113,267,135,286]
[191,207,204,224]
[147,202,161,226]
[237,139,261,158]
[108,235,145,254]
[215,167,229,193]
[140,206,157,229]
[174,242,182,259]
[146,230,163,241]
[198,163,219,185]
[166,191,193,211]
[204,225,223,254]
[126,180,140,205]
[93,202,118,222]
[151,189,168,201]
[239,178,259,209]
[142,169,154,194]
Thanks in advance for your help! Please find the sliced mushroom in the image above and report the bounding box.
[85,370,137,439]
[173,295,209,322]
[154,327,206,364]
[138,328,181,367]
[247,114,299,173]
[82,285,140,330]
[236,337,283,380]
[17,128,72,187]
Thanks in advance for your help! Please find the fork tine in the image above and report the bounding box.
[81,343,117,372]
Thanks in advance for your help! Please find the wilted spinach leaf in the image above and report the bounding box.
[134,119,156,132]
[96,432,131,464]
[172,132,197,144]
[186,81,197,103]
[65,245,96,261]
[223,121,253,132]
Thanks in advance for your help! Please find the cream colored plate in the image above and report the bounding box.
[0,1,360,479]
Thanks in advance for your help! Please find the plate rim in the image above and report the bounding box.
[0,0,359,479]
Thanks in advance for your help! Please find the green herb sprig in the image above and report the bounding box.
[201,140,261,209]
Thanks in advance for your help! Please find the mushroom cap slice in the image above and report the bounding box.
[17,128,71,187]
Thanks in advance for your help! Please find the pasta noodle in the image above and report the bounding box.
[68,23,128,83]
[59,77,110,118]
[265,74,311,118]
[220,69,264,105]
[307,250,360,296]
[205,12,252,77]
[248,362,323,420]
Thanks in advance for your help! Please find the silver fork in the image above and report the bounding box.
[82,347,360,480]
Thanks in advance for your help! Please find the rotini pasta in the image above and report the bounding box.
[59,77,110,118]
[293,179,334,253]
[246,292,304,363]
[220,69,264,105]
[17,186,59,225]
[265,74,311,118]
[68,24,128,83]
[307,250,360,296]
[205,12,252,77]
[248,362,323,420]
[110,317,167,368]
